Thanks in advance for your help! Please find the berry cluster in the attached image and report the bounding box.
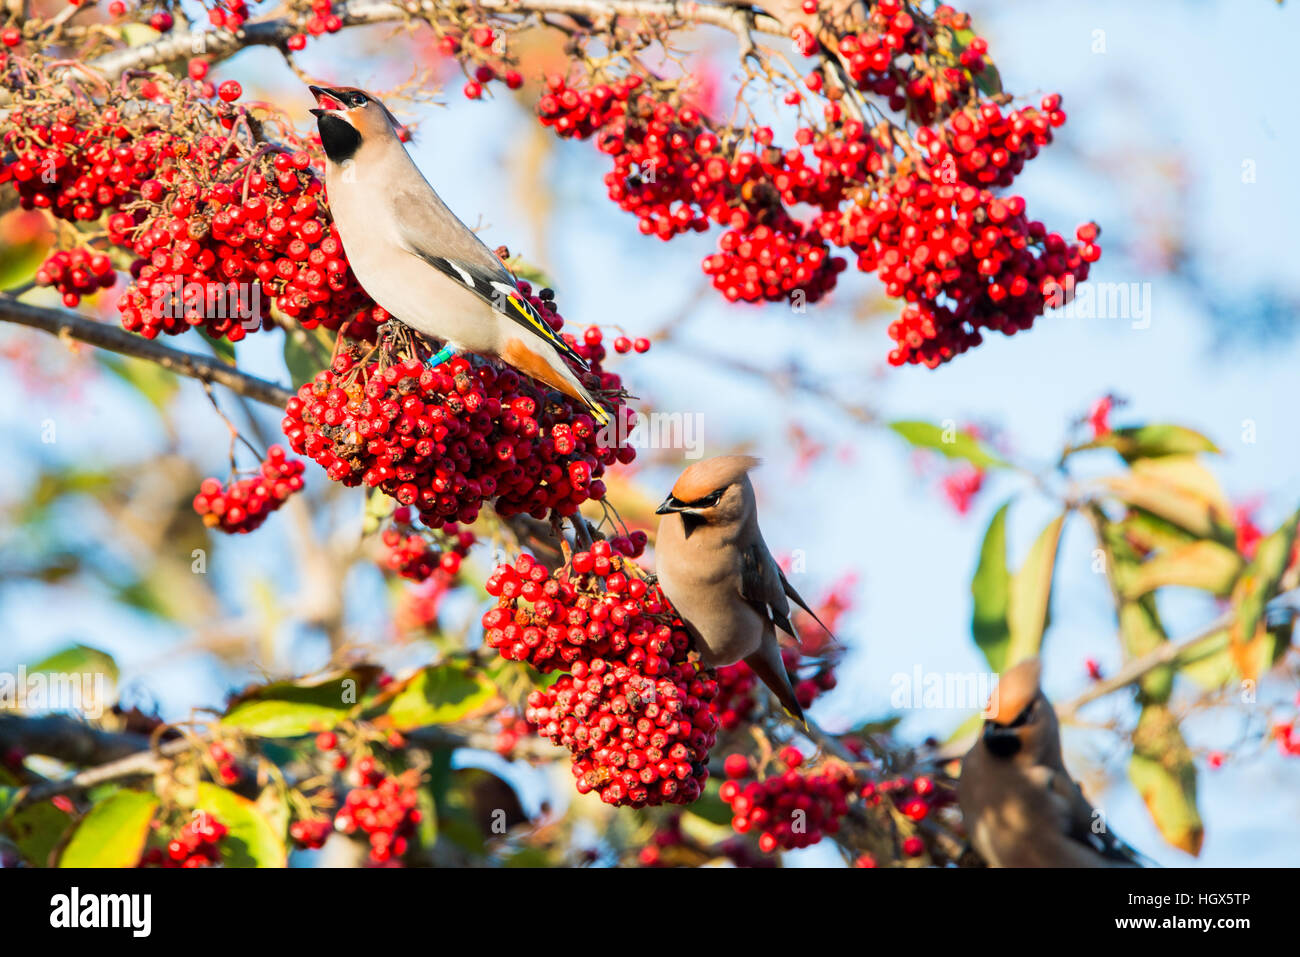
[139,812,228,868]
[860,773,951,826]
[527,0,1097,366]
[289,817,333,850]
[208,741,241,786]
[282,326,632,525]
[484,545,719,807]
[493,708,533,757]
[379,507,474,582]
[192,445,305,534]
[0,106,163,221]
[115,141,371,340]
[333,758,422,866]
[34,247,117,308]
[720,749,858,853]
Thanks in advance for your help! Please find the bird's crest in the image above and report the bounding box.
[987,657,1041,725]
[670,455,761,502]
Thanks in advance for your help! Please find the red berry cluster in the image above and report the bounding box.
[289,817,332,850]
[205,0,251,31]
[861,773,953,828]
[115,138,370,340]
[333,758,422,866]
[720,749,858,853]
[192,445,306,534]
[208,742,241,785]
[484,545,719,807]
[0,106,163,221]
[379,508,474,582]
[527,0,1097,366]
[34,247,117,308]
[140,811,228,868]
[940,463,984,515]
[282,330,632,525]
[493,708,533,757]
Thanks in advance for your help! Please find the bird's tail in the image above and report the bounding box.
[745,639,805,726]
[502,338,612,426]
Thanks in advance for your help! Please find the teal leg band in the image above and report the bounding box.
[427,344,456,367]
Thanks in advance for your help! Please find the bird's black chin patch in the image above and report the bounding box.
[317,114,361,164]
[680,512,704,539]
[983,725,1022,758]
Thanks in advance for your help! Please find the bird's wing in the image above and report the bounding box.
[391,192,589,370]
[777,567,835,638]
[1041,768,1145,866]
[739,542,798,638]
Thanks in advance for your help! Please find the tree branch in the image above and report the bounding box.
[0,713,152,767]
[0,297,295,409]
[88,0,787,80]
[1056,586,1300,722]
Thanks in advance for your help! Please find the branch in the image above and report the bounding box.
[1056,586,1300,722]
[0,713,153,767]
[88,0,787,79]
[0,297,294,409]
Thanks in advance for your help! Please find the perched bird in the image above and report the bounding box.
[654,456,832,721]
[958,658,1144,867]
[307,85,609,425]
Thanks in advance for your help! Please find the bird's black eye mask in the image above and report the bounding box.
[982,698,1036,758]
[655,487,725,538]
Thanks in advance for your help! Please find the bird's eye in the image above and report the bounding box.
[698,489,723,507]
[349,92,368,108]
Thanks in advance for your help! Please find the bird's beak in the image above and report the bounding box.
[982,722,1022,758]
[309,85,346,119]
[655,495,687,515]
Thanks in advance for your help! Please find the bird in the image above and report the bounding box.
[958,657,1145,867]
[307,84,610,426]
[653,455,832,722]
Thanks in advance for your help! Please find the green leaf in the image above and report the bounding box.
[23,644,119,713]
[6,799,74,867]
[194,782,287,868]
[951,27,1002,96]
[1101,457,1236,544]
[1128,704,1202,856]
[59,790,158,867]
[1122,541,1243,599]
[1228,510,1299,680]
[283,329,326,387]
[28,643,119,682]
[888,420,1010,470]
[1005,513,1065,665]
[0,786,20,822]
[971,501,1012,671]
[1076,425,1218,464]
[222,667,382,738]
[364,663,501,731]
[689,778,737,827]
[1177,621,1292,689]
